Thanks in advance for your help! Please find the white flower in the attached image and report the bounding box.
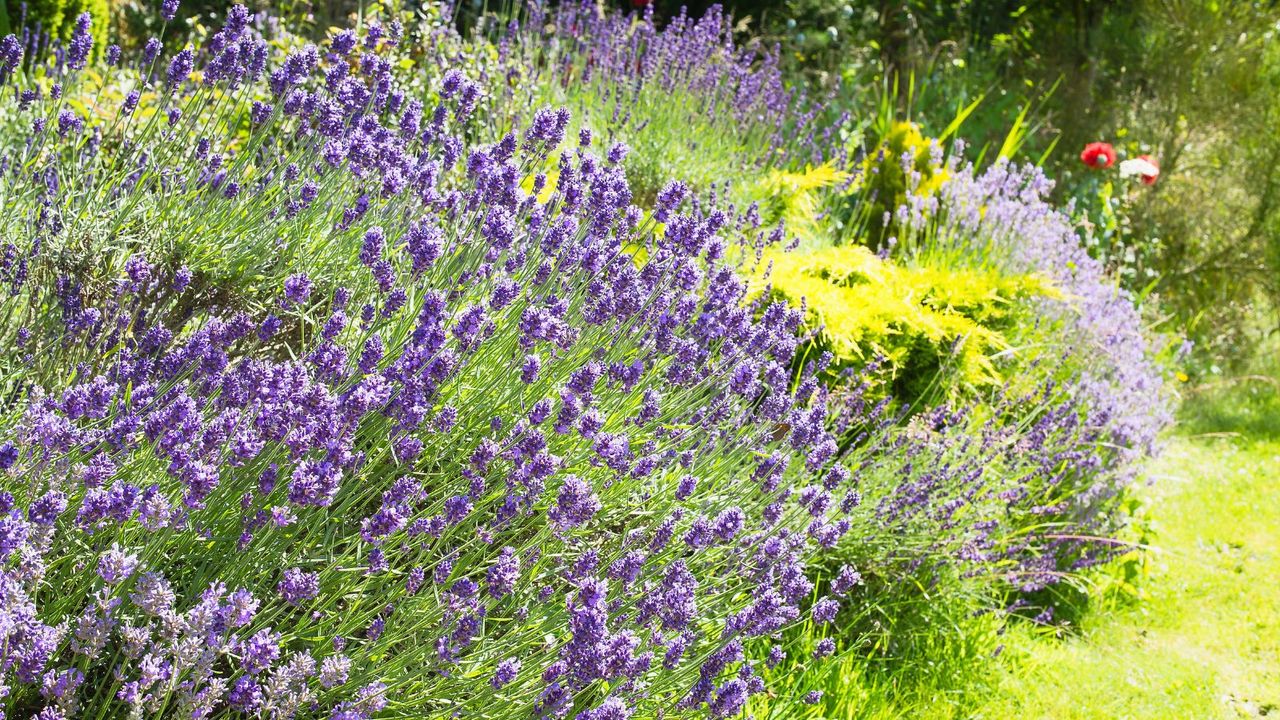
[1119,157,1160,183]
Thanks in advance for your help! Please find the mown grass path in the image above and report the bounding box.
[976,429,1280,719]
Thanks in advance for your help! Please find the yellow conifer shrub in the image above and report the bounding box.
[751,245,1053,400]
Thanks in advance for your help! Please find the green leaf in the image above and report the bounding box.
[939,94,985,142]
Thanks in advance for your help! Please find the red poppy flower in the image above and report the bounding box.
[1080,142,1116,169]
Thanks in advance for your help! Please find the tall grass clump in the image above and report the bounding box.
[0,2,1173,718]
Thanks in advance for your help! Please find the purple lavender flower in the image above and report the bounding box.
[251,100,273,126]
[67,13,93,70]
[674,475,696,500]
[124,254,152,291]
[41,667,84,706]
[57,110,83,137]
[492,657,520,689]
[28,491,66,525]
[167,48,193,87]
[240,628,282,674]
[331,29,357,55]
[712,507,744,541]
[142,38,162,66]
[486,546,520,599]
[229,676,263,712]
[550,476,600,530]
[278,568,320,606]
[710,679,748,717]
[0,441,18,469]
[813,638,835,658]
[525,106,570,148]
[812,597,839,624]
[520,354,542,384]
[227,587,258,627]
[130,572,174,616]
[577,697,631,720]
[653,181,688,223]
[319,653,351,688]
[283,273,312,305]
[258,314,282,340]
[289,460,341,507]
[360,226,385,267]
[832,565,862,595]
[96,544,140,584]
[2,35,24,73]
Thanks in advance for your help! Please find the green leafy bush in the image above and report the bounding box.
[3,0,108,51]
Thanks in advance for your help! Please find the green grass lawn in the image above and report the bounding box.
[973,377,1280,719]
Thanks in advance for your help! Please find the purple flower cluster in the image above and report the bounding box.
[461,2,849,173]
[895,159,1172,493]
[944,160,1171,455]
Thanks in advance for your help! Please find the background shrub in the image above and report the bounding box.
[3,0,108,51]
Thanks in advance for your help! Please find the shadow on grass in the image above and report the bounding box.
[1178,374,1280,440]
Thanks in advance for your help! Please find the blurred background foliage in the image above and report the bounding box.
[1,0,109,48]
[748,0,1280,372]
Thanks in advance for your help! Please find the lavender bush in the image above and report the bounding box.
[0,3,1170,718]
[380,1,852,204]
[888,151,1172,467]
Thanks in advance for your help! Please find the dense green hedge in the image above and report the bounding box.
[2,0,108,51]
